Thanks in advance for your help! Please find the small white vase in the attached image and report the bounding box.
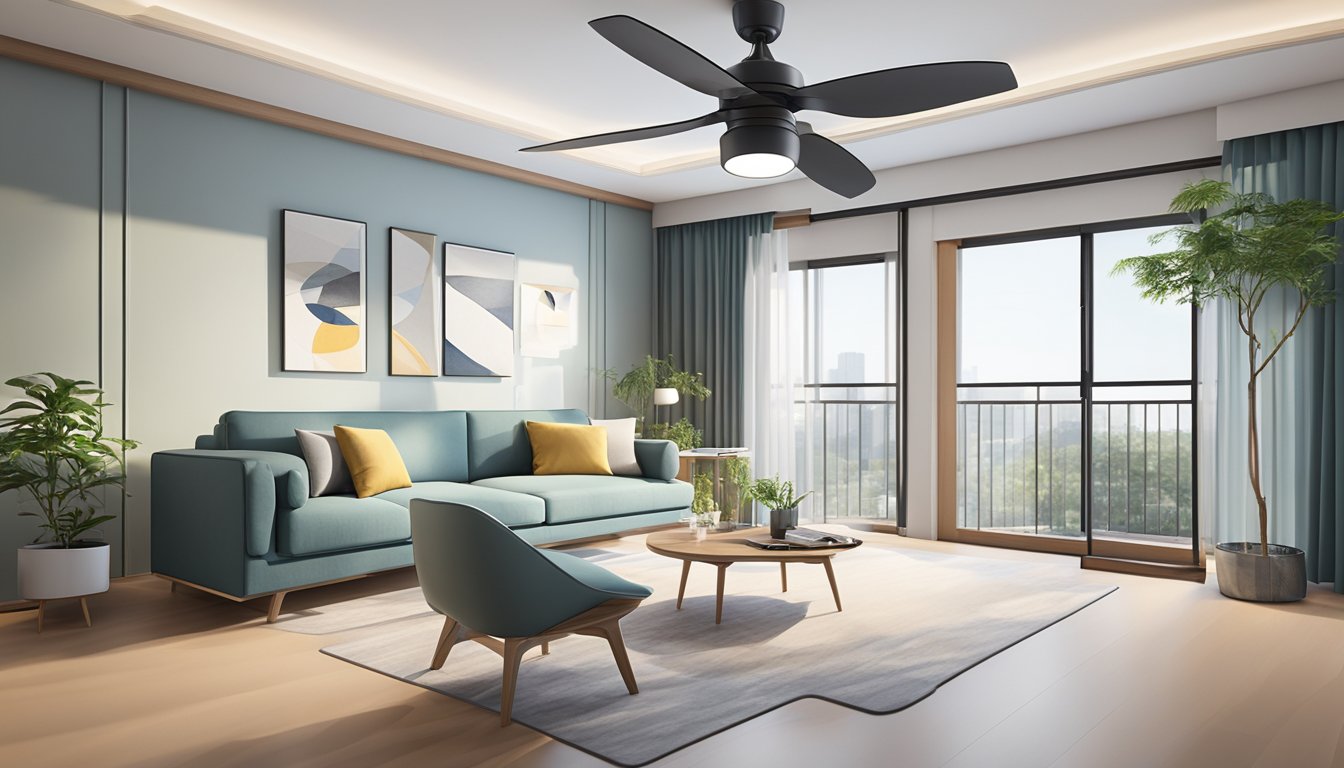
[17,542,110,600]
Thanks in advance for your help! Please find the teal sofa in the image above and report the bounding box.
[150,408,690,620]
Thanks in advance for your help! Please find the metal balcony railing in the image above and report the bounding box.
[955,384,1193,541]
[794,383,900,522]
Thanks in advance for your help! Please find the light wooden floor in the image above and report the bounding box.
[3,530,1342,768]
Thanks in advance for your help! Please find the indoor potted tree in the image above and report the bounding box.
[0,372,137,625]
[1113,179,1343,602]
[601,355,711,443]
[746,474,812,540]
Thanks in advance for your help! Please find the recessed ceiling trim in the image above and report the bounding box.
[0,32,655,210]
[50,0,1344,179]
[636,18,1344,176]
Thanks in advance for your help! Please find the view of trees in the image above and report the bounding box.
[956,402,1194,540]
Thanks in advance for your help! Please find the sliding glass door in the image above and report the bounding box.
[791,255,902,525]
[943,218,1197,562]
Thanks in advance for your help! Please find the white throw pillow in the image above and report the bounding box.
[589,417,641,476]
[295,428,355,497]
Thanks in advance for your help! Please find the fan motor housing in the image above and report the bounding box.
[728,57,804,91]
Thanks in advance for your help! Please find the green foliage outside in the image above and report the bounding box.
[0,373,138,548]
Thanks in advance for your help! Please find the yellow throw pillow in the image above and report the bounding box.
[525,421,613,476]
[333,425,413,498]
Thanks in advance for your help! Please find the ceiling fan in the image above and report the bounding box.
[521,0,1017,198]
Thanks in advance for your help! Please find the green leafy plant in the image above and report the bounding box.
[601,355,711,426]
[745,474,811,512]
[691,471,717,517]
[1113,179,1343,556]
[644,417,703,451]
[0,373,138,548]
[722,456,754,524]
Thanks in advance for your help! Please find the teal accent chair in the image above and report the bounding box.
[410,499,653,726]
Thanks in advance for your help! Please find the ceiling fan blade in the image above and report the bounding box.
[791,61,1017,118]
[521,112,726,152]
[796,127,876,199]
[589,15,755,100]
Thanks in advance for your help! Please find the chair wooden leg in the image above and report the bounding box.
[431,616,461,670]
[540,641,550,656]
[780,562,788,592]
[598,619,639,695]
[170,581,178,593]
[266,591,287,623]
[36,600,45,634]
[80,597,92,628]
[823,557,842,611]
[499,638,527,727]
[676,560,690,610]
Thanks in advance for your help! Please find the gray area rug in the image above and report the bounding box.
[287,543,1115,766]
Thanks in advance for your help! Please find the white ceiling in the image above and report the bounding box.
[4,0,1344,203]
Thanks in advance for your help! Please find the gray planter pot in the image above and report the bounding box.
[769,506,798,539]
[1213,542,1307,602]
[17,541,110,600]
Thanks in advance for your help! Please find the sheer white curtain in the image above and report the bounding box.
[743,228,795,487]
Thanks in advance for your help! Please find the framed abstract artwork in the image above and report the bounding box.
[389,227,439,376]
[520,282,577,358]
[282,210,367,373]
[442,243,515,377]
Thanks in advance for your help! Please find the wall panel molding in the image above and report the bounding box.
[0,34,654,212]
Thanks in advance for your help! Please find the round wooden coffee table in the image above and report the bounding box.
[645,527,859,624]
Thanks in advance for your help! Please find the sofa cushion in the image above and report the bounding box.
[375,482,546,528]
[295,429,355,497]
[219,410,469,483]
[466,409,589,480]
[276,496,410,556]
[525,421,612,476]
[472,475,692,525]
[590,417,641,476]
[334,425,413,498]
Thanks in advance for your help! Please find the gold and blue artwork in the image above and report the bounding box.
[283,210,367,373]
[389,228,439,376]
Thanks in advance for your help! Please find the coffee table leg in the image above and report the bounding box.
[780,562,788,592]
[823,558,842,612]
[676,560,691,610]
[715,563,729,624]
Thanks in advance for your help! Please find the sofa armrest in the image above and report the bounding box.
[633,439,679,481]
[152,450,308,561]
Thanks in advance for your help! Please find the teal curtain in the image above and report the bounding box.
[654,213,774,447]
[1222,122,1344,592]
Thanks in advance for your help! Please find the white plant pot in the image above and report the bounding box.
[17,542,110,600]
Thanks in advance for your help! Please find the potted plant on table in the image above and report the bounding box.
[0,373,137,627]
[745,474,812,540]
[1113,179,1343,602]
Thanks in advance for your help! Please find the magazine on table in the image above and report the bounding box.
[746,528,862,550]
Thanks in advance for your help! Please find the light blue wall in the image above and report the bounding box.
[0,55,653,598]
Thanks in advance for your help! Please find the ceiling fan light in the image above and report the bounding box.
[720,124,799,179]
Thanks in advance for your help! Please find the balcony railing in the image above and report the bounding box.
[955,384,1193,541]
[794,383,900,522]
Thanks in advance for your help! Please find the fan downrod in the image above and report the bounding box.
[733,0,785,44]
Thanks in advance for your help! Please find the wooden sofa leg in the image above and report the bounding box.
[266,591,287,623]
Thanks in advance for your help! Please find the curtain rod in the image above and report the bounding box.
[809,156,1222,223]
